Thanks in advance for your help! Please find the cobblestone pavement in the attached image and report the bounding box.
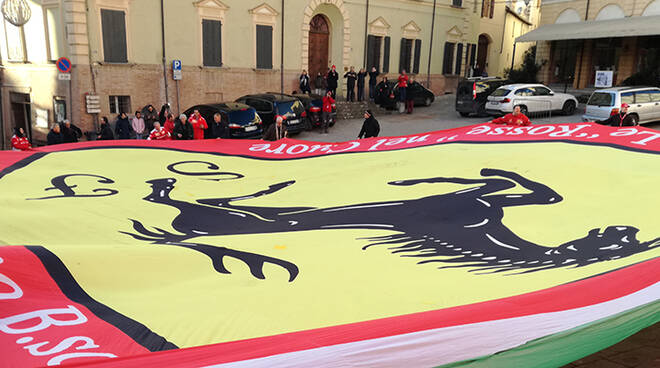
[295,94,660,142]
[297,94,660,368]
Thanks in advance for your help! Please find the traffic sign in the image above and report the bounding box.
[172,59,182,80]
[85,94,101,114]
[56,57,72,73]
[58,73,71,80]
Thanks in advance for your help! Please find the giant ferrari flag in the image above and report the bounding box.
[0,123,658,367]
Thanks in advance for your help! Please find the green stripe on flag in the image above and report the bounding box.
[438,299,660,368]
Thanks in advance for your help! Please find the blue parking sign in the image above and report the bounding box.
[172,60,182,80]
[173,60,182,71]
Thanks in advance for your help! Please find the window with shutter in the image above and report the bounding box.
[399,38,413,73]
[469,43,477,68]
[383,37,390,73]
[455,43,463,75]
[367,35,376,70]
[256,25,273,69]
[443,42,455,75]
[202,19,222,67]
[413,39,422,74]
[101,9,127,63]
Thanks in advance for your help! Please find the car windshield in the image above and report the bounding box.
[490,87,511,97]
[587,92,614,106]
[277,100,305,117]
[228,109,256,123]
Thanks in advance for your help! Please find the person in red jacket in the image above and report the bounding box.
[397,70,409,113]
[11,127,31,151]
[188,110,208,139]
[163,113,176,134]
[147,122,171,140]
[321,90,335,134]
[489,105,531,126]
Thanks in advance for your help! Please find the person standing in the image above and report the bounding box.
[489,105,531,126]
[326,65,339,99]
[262,116,287,141]
[188,110,208,140]
[299,70,311,94]
[357,68,367,102]
[358,110,380,139]
[98,117,114,140]
[173,114,193,140]
[344,66,357,102]
[211,112,230,139]
[158,103,170,125]
[321,90,335,134]
[597,103,637,126]
[314,72,325,95]
[163,113,176,134]
[397,69,409,114]
[147,122,171,140]
[60,119,83,143]
[114,112,132,140]
[11,127,31,150]
[143,105,158,132]
[131,111,146,139]
[47,124,63,145]
[368,67,379,101]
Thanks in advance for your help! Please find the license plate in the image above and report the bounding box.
[288,119,300,125]
[245,125,257,132]
[489,101,499,105]
[457,101,464,104]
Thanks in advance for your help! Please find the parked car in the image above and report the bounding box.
[182,103,263,139]
[290,93,336,130]
[375,81,435,111]
[235,93,307,135]
[582,86,660,125]
[455,77,510,117]
[485,84,578,116]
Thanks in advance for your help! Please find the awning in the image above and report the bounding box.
[516,15,660,42]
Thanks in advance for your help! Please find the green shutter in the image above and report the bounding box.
[413,39,422,74]
[256,25,273,69]
[383,37,391,73]
[203,19,222,67]
[101,9,127,63]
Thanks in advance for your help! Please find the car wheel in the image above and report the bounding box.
[562,100,576,116]
[425,97,432,106]
[459,112,470,117]
[516,105,528,116]
[630,114,639,125]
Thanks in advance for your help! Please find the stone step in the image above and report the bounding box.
[335,100,392,120]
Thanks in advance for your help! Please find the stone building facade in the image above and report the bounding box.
[0,0,537,148]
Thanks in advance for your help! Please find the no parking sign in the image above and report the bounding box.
[56,57,72,80]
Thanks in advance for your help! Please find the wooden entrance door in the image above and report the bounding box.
[477,34,489,75]
[308,15,329,82]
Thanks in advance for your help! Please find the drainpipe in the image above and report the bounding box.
[426,0,436,89]
[585,0,590,20]
[280,0,284,94]
[160,0,169,104]
[84,0,99,131]
[363,0,369,67]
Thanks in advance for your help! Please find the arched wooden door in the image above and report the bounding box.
[308,15,330,80]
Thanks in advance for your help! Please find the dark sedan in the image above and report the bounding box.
[374,81,435,111]
[183,103,263,139]
[235,93,307,135]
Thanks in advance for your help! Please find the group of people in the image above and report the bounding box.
[300,66,382,103]
[487,102,638,127]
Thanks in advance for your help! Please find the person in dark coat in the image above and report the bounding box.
[314,72,325,95]
[114,112,132,139]
[262,115,288,141]
[326,65,339,99]
[47,124,64,145]
[143,105,159,132]
[597,103,638,127]
[344,66,357,102]
[357,68,367,102]
[211,112,230,139]
[60,119,83,143]
[98,117,114,140]
[368,67,379,101]
[299,70,311,94]
[358,110,380,139]
[172,114,193,140]
[158,103,170,125]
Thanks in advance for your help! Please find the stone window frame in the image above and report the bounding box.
[249,3,279,70]
[444,25,464,76]
[194,0,229,68]
[96,0,131,63]
[400,20,421,74]
[41,0,64,62]
[368,16,391,72]
[3,18,27,62]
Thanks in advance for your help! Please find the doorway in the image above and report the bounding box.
[477,34,490,76]
[308,14,330,81]
[10,92,32,141]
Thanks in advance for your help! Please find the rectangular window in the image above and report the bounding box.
[482,0,494,18]
[256,25,273,69]
[399,38,413,73]
[202,19,222,67]
[455,43,463,75]
[469,43,477,68]
[443,42,455,75]
[101,9,127,63]
[109,96,131,114]
[383,36,391,73]
[413,39,422,74]
[44,7,64,61]
[452,0,463,7]
[366,35,382,71]
[4,20,25,61]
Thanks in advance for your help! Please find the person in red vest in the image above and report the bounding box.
[322,90,335,134]
[11,127,31,151]
[163,113,176,134]
[147,122,171,140]
[489,105,531,126]
[188,110,208,139]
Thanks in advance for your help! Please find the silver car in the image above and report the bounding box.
[485,83,578,116]
[582,86,660,125]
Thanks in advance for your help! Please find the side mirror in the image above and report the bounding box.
[549,91,555,96]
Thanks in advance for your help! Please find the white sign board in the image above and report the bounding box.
[173,59,182,80]
[35,108,49,128]
[58,73,71,80]
[85,94,101,114]
[595,70,613,88]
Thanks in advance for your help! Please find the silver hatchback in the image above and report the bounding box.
[583,86,660,125]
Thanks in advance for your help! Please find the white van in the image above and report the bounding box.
[582,86,660,125]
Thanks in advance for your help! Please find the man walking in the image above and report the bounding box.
[358,110,380,139]
[344,66,357,102]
